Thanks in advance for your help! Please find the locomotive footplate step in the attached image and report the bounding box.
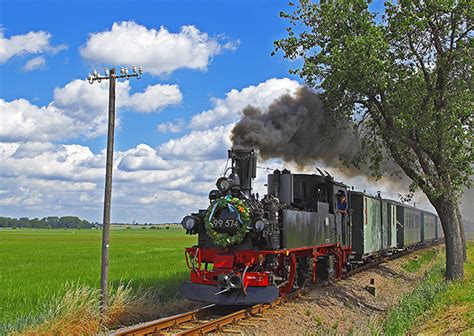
[180,282,279,305]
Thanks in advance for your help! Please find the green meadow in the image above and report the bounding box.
[0,227,196,329]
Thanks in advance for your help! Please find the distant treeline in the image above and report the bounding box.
[0,216,96,229]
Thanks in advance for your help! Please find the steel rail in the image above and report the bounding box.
[111,242,441,336]
[110,304,215,336]
[175,290,303,336]
[175,304,265,336]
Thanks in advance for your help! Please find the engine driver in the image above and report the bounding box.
[337,191,348,216]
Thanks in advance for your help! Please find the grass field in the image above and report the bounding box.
[0,227,196,331]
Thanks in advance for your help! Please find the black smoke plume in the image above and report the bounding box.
[231,87,384,178]
[231,87,474,222]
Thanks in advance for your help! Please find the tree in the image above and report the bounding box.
[45,216,59,228]
[274,0,473,280]
[18,217,30,228]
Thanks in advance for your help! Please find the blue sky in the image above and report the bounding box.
[0,0,300,150]
[1,0,450,223]
[0,0,311,223]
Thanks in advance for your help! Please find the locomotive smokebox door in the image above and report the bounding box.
[211,207,240,235]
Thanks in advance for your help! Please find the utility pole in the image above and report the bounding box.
[88,65,143,316]
[101,67,115,316]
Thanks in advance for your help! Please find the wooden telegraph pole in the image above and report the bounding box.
[87,65,143,316]
[100,67,116,314]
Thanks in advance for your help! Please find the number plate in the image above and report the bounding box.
[212,208,240,234]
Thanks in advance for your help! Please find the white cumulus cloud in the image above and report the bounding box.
[117,144,170,172]
[80,21,236,75]
[0,141,221,222]
[0,99,74,142]
[125,84,182,113]
[0,78,310,223]
[190,78,302,129]
[157,118,185,133]
[0,29,66,63]
[159,124,233,160]
[0,79,182,142]
[22,56,46,71]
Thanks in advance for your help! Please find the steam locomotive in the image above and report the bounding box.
[179,149,443,305]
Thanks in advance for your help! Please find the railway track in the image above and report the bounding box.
[110,243,440,336]
[111,292,303,336]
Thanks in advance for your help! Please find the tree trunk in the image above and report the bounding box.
[433,198,464,280]
[455,205,467,261]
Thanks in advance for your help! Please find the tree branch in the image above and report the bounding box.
[427,17,445,55]
[449,11,456,51]
[368,95,439,191]
[407,131,439,184]
[375,123,429,193]
[407,33,432,89]
[455,25,474,45]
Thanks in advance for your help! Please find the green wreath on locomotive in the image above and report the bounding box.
[204,196,251,247]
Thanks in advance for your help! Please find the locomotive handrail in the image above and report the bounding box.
[242,264,249,295]
[184,248,200,275]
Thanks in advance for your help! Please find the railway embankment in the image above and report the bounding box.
[409,241,474,335]
[210,243,473,335]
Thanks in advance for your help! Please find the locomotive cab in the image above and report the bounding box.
[267,170,351,246]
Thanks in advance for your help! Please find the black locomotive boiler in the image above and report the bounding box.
[179,149,442,305]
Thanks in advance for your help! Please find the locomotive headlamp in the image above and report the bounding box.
[181,215,198,230]
[216,177,231,192]
[254,218,266,231]
[209,190,220,200]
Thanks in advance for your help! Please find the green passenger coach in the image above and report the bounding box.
[350,192,398,259]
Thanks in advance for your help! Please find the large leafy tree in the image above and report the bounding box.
[274,0,473,280]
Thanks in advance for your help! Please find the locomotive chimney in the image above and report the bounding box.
[229,148,257,197]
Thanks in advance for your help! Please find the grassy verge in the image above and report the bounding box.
[383,254,447,335]
[384,242,474,335]
[0,228,196,334]
[401,248,437,273]
[11,283,197,335]
[410,241,474,335]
